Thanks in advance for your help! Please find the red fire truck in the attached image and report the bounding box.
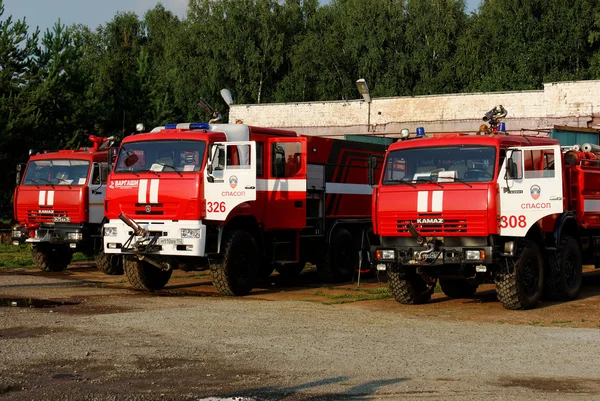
[102,122,385,295]
[372,129,600,310]
[12,135,123,275]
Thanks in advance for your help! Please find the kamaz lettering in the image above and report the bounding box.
[417,218,444,224]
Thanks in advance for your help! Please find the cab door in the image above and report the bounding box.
[498,145,564,237]
[262,137,307,230]
[88,162,108,224]
[204,141,257,221]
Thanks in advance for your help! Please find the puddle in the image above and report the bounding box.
[0,297,79,308]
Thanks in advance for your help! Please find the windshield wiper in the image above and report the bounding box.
[445,177,473,188]
[384,179,416,188]
[37,178,55,188]
[25,178,39,187]
[153,163,182,177]
[414,177,444,188]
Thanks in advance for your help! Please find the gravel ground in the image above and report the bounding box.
[2,272,600,400]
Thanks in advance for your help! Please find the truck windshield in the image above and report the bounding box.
[382,145,497,185]
[114,140,206,173]
[23,160,91,186]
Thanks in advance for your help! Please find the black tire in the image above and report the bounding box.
[211,230,259,296]
[544,236,582,301]
[317,228,357,283]
[124,258,172,291]
[275,261,305,278]
[31,244,72,272]
[388,266,435,304]
[94,251,124,275]
[439,278,478,298]
[496,241,544,310]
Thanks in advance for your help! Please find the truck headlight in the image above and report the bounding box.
[12,230,22,238]
[67,232,83,240]
[181,229,201,238]
[104,227,118,237]
[465,250,486,261]
[376,249,395,260]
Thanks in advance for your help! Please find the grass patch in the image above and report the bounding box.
[551,320,572,325]
[0,243,90,269]
[0,244,34,268]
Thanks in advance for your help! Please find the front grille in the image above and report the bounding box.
[397,218,468,234]
[27,210,69,224]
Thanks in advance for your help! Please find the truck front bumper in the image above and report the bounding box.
[103,220,207,257]
[373,245,496,277]
[11,226,28,246]
[22,224,92,250]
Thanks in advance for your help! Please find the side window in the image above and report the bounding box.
[91,164,100,185]
[256,142,264,177]
[524,150,555,178]
[543,151,555,176]
[271,142,302,178]
[227,145,251,169]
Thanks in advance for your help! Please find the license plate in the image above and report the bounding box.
[158,238,183,245]
[426,251,441,260]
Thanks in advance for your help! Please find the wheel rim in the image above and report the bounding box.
[234,253,250,285]
[522,258,539,296]
[564,253,576,286]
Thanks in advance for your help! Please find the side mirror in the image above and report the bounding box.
[124,153,139,167]
[15,163,24,186]
[100,167,108,183]
[506,160,516,179]
[368,155,378,186]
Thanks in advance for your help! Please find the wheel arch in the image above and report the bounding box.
[553,212,580,246]
[524,222,544,250]
[220,215,262,254]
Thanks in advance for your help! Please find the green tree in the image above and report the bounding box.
[0,0,41,211]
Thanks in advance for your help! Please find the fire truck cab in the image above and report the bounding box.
[103,123,385,295]
[12,136,123,274]
[372,132,600,310]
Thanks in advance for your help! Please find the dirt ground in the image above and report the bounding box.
[2,261,600,400]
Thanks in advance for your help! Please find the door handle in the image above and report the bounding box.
[294,201,303,208]
[245,186,255,190]
[549,196,562,201]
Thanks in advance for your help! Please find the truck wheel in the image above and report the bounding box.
[495,241,544,310]
[317,228,357,283]
[275,261,305,278]
[388,266,435,304]
[31,244,72,272]
[544,236,582,301]
[94,251,124,275]
[124,258,172,291]
[439,278,478,298]
[211,230,259,296]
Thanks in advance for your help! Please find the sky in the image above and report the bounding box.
[3,0,481,34]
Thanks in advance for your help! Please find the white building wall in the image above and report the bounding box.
[229,80,600,138]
